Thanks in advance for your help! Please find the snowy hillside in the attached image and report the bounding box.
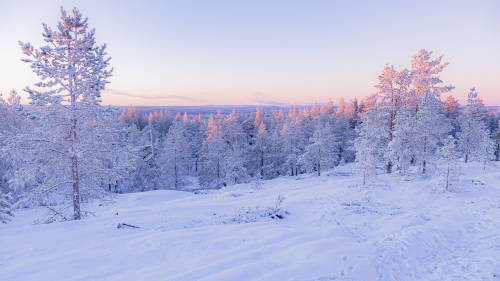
[1,162,499,281]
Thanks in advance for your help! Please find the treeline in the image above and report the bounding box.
[114,97,361,192]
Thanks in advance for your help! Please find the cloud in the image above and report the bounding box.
[106,88,200,102]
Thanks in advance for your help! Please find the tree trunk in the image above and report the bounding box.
[495,142,499,161]
[260,149,264,179]
[445,164,450,191]
[149,122,154,159]
[69,26,81,220]
[317,146,321,176]
[363,169,367,186]
[174,148,178,189]
[217,159,220,179]
[465,138,470,163]
[72,154,81,220]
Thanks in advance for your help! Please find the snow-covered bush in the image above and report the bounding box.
[228,194,287,223]
[0,190,13,223]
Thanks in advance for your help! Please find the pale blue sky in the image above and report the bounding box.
[1,0,499,105]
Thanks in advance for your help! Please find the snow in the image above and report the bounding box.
[1,162,500,281]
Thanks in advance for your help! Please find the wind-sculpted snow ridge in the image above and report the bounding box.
[0,163,499,281]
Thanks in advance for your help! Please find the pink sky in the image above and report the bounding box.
[1,0,499,106]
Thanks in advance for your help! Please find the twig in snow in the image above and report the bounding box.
[117,222,140,229]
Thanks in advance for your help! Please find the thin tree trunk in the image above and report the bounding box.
[69,27,81,220]
[422,137,427,174]
[317,146,321,176]
[217,159,220,179]
[72,154,81,220]
[149,121,154,158]
[495,142,499,161]
[260,149,264,179]
[445,164,450,191]
[174,147,178,189]
[363,169,367,185]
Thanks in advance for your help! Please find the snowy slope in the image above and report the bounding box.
[1,163,499,281]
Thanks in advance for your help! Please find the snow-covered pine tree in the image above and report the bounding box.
[336,97,346,116]
[162,120,191,189]
[0,90,24,202]
[354,106,390,184]
[331,114,355,164]
[478,129,495,170]
[281,119,300,176]
[15,7,131,219]
[457,88,491,163]
[0,92,19,223]
[436,135,459,192]
[493,122,500,162]
[0,189,13,223]
[415,90,451,174]
[184,116,205,175]
[443,95,461,137]
[374,64,410,172]
[298,122,336,176]
[131,113,163,191]
[255,121,268,179]
[409,49,454,108]
[221,110,249,185]
[199,114,226,188]
[388,106,417,175]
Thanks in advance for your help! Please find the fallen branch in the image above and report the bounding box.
[117,222,140,229]
[46,206,70,221]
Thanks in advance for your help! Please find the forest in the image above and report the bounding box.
[0,8,499,224]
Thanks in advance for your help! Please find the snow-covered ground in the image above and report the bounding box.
[1,162,499,281]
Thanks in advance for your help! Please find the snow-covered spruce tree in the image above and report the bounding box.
[0,189,13,223]
[443,95,461,137]
[298,122,336,176]
[184,116,205,175]
[493,123,500,162]
[457,88,490,163]
[436,135,459,192]
[0,92,21,223]
[131,114,163,192]
[255,120,268,179]
[331,114,356,164]
[221,110,249,185]
[281,119,301,176]
[0,91,24,201]
[199,114,226,188]
[354,106,390,184]
[15,7,131,220]
[161,120,191,189]
[414,90,451,174]
[479,130,495,170]
[374,64,410,172]
[388,106,417,175]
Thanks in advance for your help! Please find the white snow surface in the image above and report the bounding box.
[1,163,500,281]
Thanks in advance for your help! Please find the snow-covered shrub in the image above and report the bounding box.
[0,191,13,224]
[228,194,287,224]
[34,206,96,224]
[252,176,264,190]
[435,135,460,192]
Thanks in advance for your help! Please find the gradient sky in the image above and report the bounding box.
[1,0,499,106]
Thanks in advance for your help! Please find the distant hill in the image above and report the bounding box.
[113,105,289,116]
